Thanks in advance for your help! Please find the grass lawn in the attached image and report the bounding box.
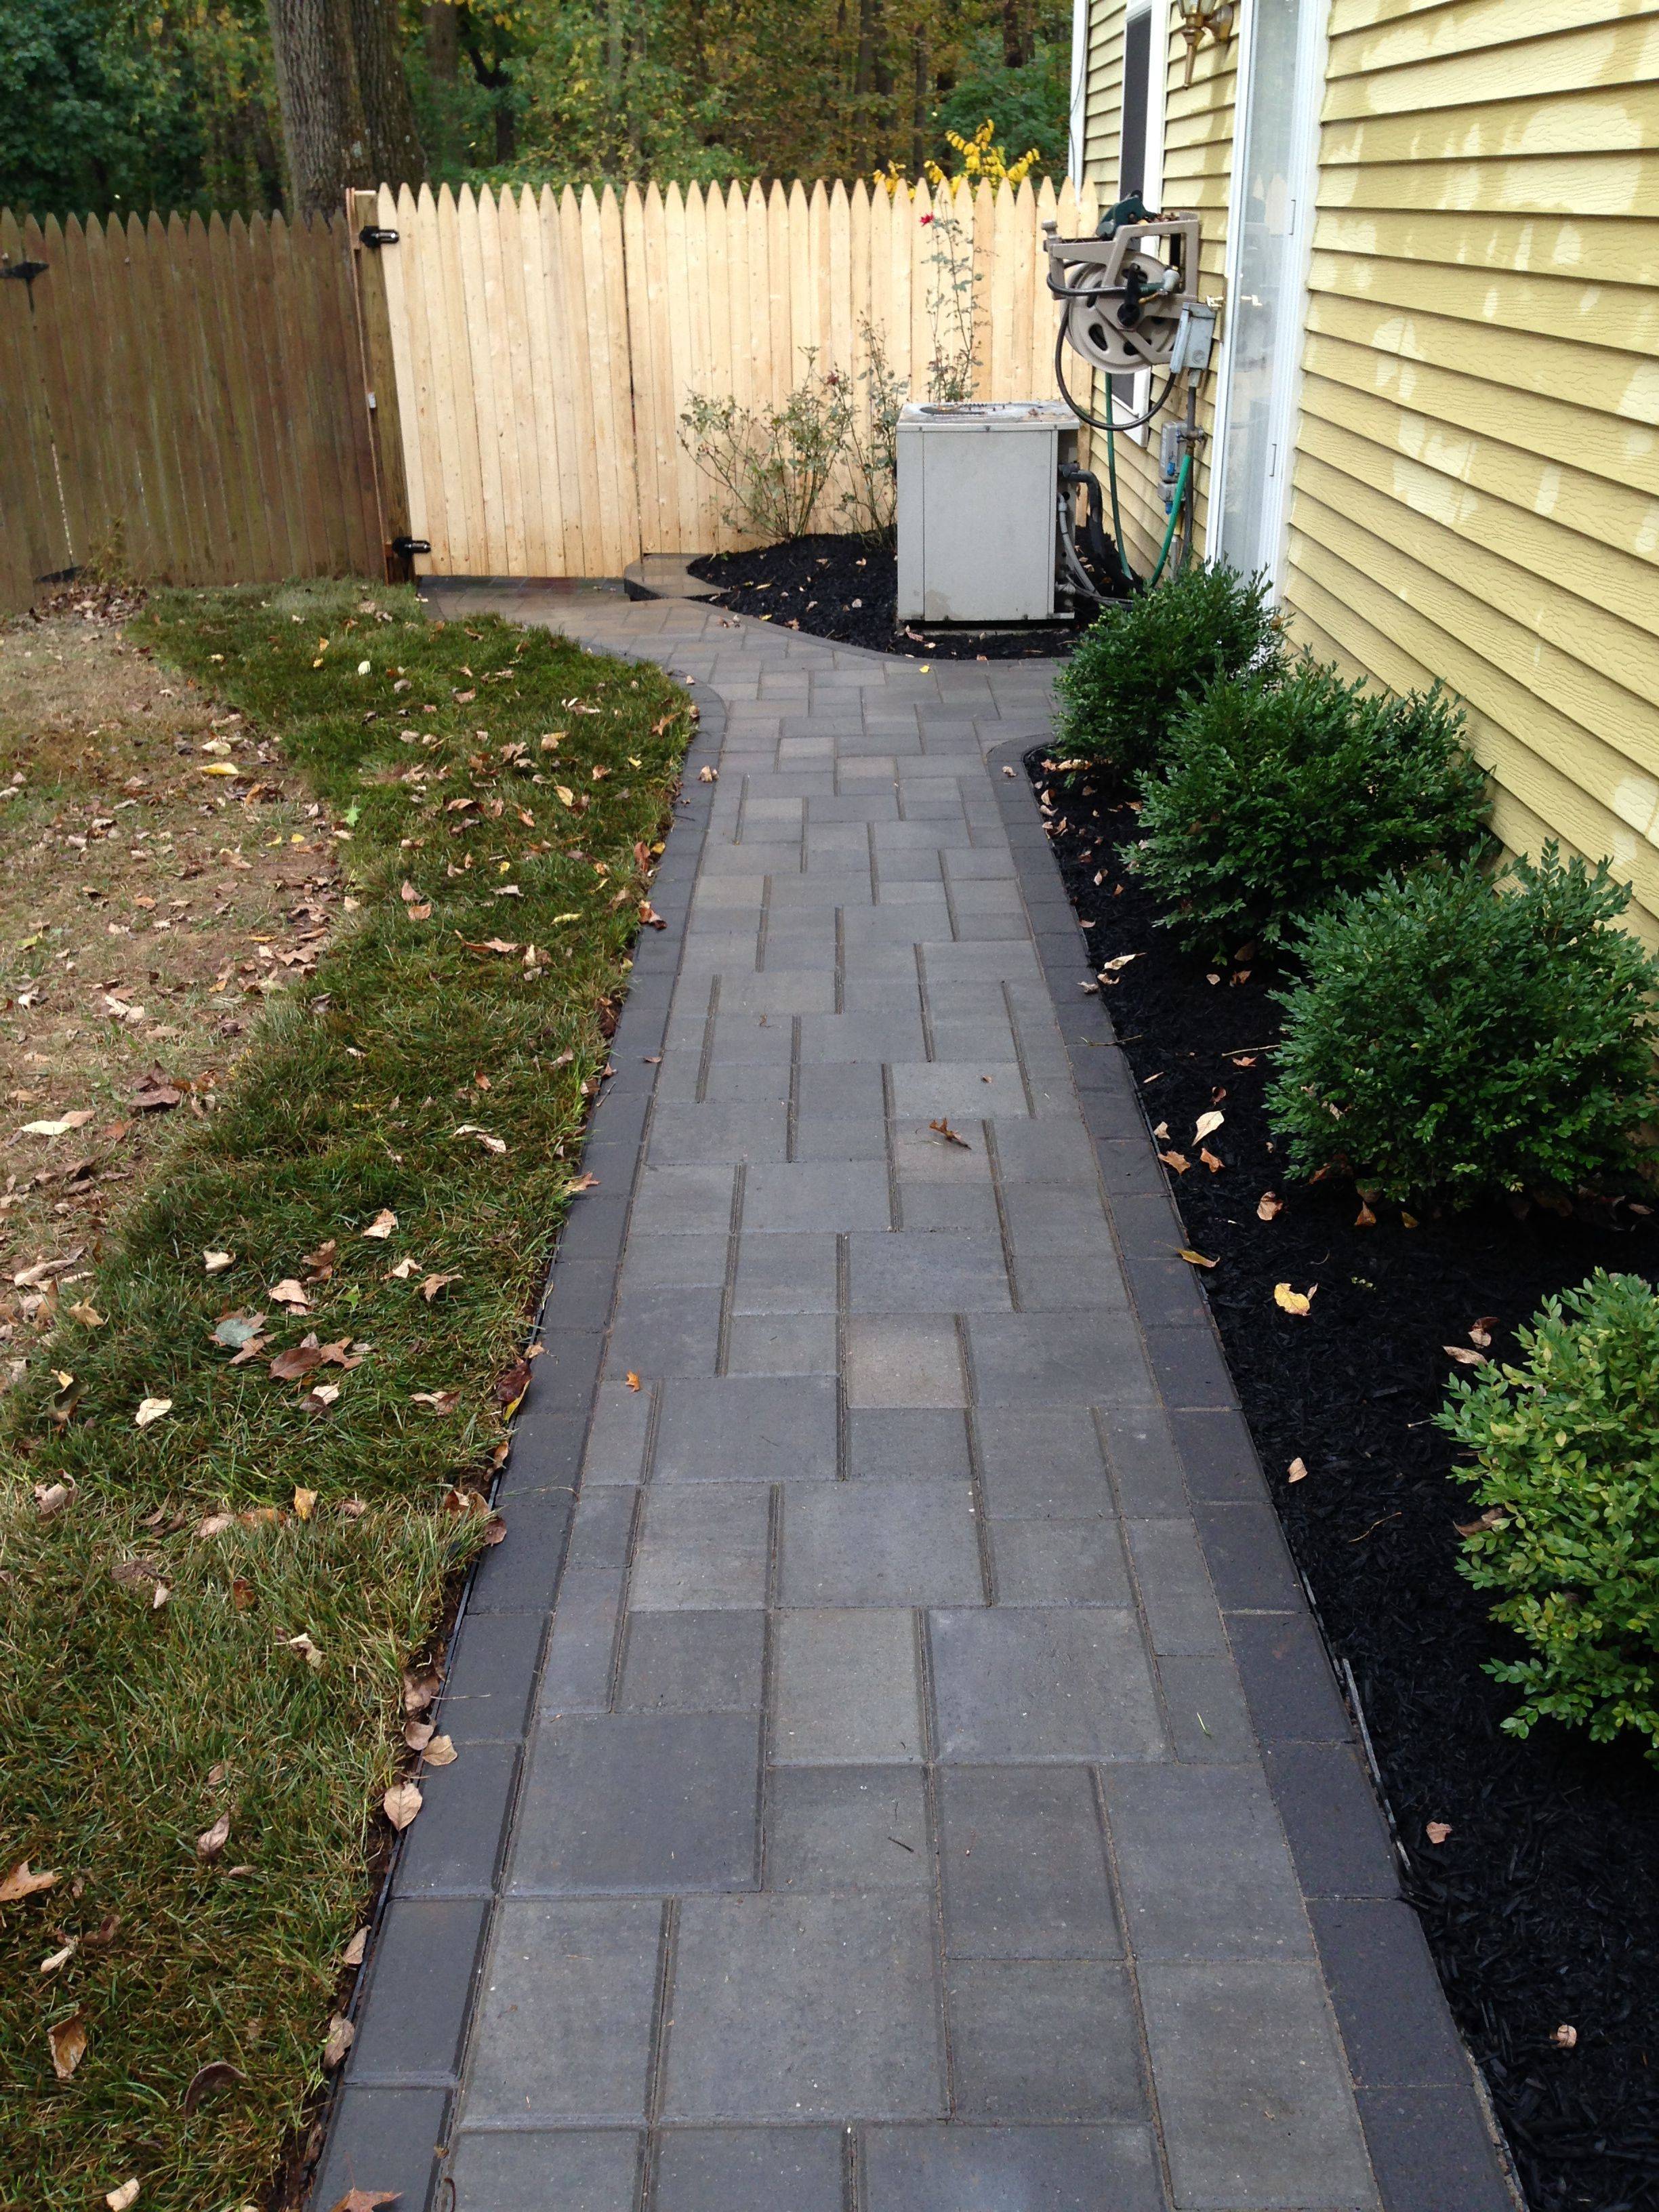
[0,580,692,2211]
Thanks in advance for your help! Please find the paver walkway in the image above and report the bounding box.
[314,586,1515,2212]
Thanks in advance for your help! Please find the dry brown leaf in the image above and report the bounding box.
[195,1813,231,1862]
[293,1487,317,1520]
[283,1633,324,1669]
[403,1719,435,1752]
[33,1481,73,1519]
[361,1209,398,1241]
[134,1396,172,1429]
[105,2180,140,2210]
[1425,1820,1452,1845]
[48,2010,87,2079]
[1288,1456,1309,1484]
[321,2015,355,2071]
[1,1860,58,1904]
[417,1273,457,1303]
[388,1256,419,1280]
[66,1301,106,1328]
[1256,1191,1283,1221]
[422,1734,457,1767]
[326,2192,398,2212]
[402,1669,441,1715]
[928,1118,970,1149]
[1443,1345,1488,1367]
[382,1781,423,1831]
[624,1370,642,1393]
[453,1124,506,1155]
[19,1110,96,1139]
[1158,1150,1189,1175]
[181,2060,244,2114]
[268,1345,323,1382]
[342,1927,369,1967]
[1553,2024,1578,2049]
[1273,1283,1315,1317]
[268,1279,310,1309]
[409,1389,459,1415]
[1354,1200,1377,1228]
[1469,1316,1498,1349]
[1455,1509,1508,1537]
[1193,1109,1225,1142]
[1198,1147,1223,1174]
[203,1250,234,1274]
[1177,1248,1217,1270]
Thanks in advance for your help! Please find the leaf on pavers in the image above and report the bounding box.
[269,1345,324,1382]
[1288,1457,1309,1483]
[1425,1820,1452,1845]
[181,2060,244,2114]
[624,1370,642,1393]
[1273,1282,1315,1316]
[639,901,666,930]
[1469,1315,1498,1348]
[1193,1109,1224,1141]
[481,1513,506,1546]
[928,1118,971,1149]
[1,1860,58,1904]
[321,2014,355,2070]
[1177,1249,1218,1269]
[196,1813,232,1862]
[48,2009,88,2079]
[1443,1345,1488,1366]
[105,2180,140,2210]
[453,1124,506,1154]
[327,2191,399,2212]
[422,1735,457,1767]
[134,1397,173,1429]
[361,1209,398,1241]
[382,1782,422,1831]
[410,1390,459,1416]
[561,1171,599,1193]
[342,1927,369,1967]
[1257,1191,1283,1221]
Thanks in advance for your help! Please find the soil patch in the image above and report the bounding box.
[689,531,1084,659]
[1033,749,1659,2212]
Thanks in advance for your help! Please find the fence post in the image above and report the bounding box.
[349,188,413,582]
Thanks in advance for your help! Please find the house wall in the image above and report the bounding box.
[1077,0,1659,942]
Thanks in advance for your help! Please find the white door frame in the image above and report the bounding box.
[1206,0,1328,590]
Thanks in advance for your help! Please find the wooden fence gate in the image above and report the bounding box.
[0,206,385,614]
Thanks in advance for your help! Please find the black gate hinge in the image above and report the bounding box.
[1,259,49,285]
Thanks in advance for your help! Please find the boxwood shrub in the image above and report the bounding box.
[1440,1271,1659,1762]
[1134,663,1490,955]
[1267,846,1659,1205]
[1053,560,1277,779]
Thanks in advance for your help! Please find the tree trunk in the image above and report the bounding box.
[909,27,928,174]
[265,0,370,219]
[1002,0,1031,68]
[347,0,427,190]
[424,0,457,81]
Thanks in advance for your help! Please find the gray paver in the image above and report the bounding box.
[661,1893,944,2121]
[346,590,1493,2212]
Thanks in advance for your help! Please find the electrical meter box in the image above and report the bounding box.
[895,400,1078,626]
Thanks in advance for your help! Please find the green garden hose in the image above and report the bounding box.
[1145,451,1192,588]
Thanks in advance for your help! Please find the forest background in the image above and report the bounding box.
[0,0,1072,223]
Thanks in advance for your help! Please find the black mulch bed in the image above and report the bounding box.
[688,531,1085,659]
[1033,750,1659,2212]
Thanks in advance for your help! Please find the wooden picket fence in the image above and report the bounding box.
[0,207,384,613]
[373,173,1102,577]
[1,176,1091,609]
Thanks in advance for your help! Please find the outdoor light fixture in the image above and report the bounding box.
[1178,0,1235,84]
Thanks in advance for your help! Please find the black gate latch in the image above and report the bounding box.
[392,536,431,558]
[359,227,400,248]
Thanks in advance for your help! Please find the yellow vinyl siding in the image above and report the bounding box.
[1290,0,1659,934]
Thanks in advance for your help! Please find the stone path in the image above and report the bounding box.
[314,586,1515,2212]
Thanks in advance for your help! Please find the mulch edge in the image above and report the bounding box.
[984,733,1523,2212]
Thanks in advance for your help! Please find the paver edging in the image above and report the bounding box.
[984,731,1522,2212]
[306,680,727,2212]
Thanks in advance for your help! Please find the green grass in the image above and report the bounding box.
[0,581,691,2209]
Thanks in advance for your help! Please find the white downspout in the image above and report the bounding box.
[1069,0,1092,182]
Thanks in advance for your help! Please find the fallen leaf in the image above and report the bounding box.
[417,1273,457,1303]
[453,1124,506,1154]
[1158,1150,1189,1175]
[1443,1345,1488,1367]
[131,1068,182,1112]
[1469,1316,1498,1349]
[1177,1248,1217,1269]
[1198,1147,1223,1174]
[1400,1210,1419,1229]
[1425,1820,1452,1845]
[1553,2024,1578,2049]
[1288,1456,1309,1483]
[40,1936,77,1974]
[402,1668,441,1714]
[1,1860,58,1903]
[134,1397,172,1429]
[19,1111,96,1139]
[624,1370,641,1392]
[342,1926,369,1967]
[1256,1191,1283,1221]
[195,1813,231,1862]
[361,1208,397,1240]
[1455,1509,1508,1537]
[1273,1283,1315,1317]
[409,1389,459,1415]
[283,1631,325,1668]
[562,1171,598,1193]
[268,1345,323,1381]
[928,1118,970,1149]
[213,1313,266,1350]
[181,2060,244,2114]
[422,1734,457,1767]
[1193,1109,1225,1141]
[106,2181,140,2211]
[321,2015,355,2070]
[34,1481,73,1518]
[382,1781,423,1831]
[388,1255,419,1279]
[48,2010,87,2079]
[203,1250,234,1273]
[293,1487,317,1519]
[268,1279,310,1309]
[300,1382,342,1411]
[326,2192,398,2212]
[196,1511,234,1537]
